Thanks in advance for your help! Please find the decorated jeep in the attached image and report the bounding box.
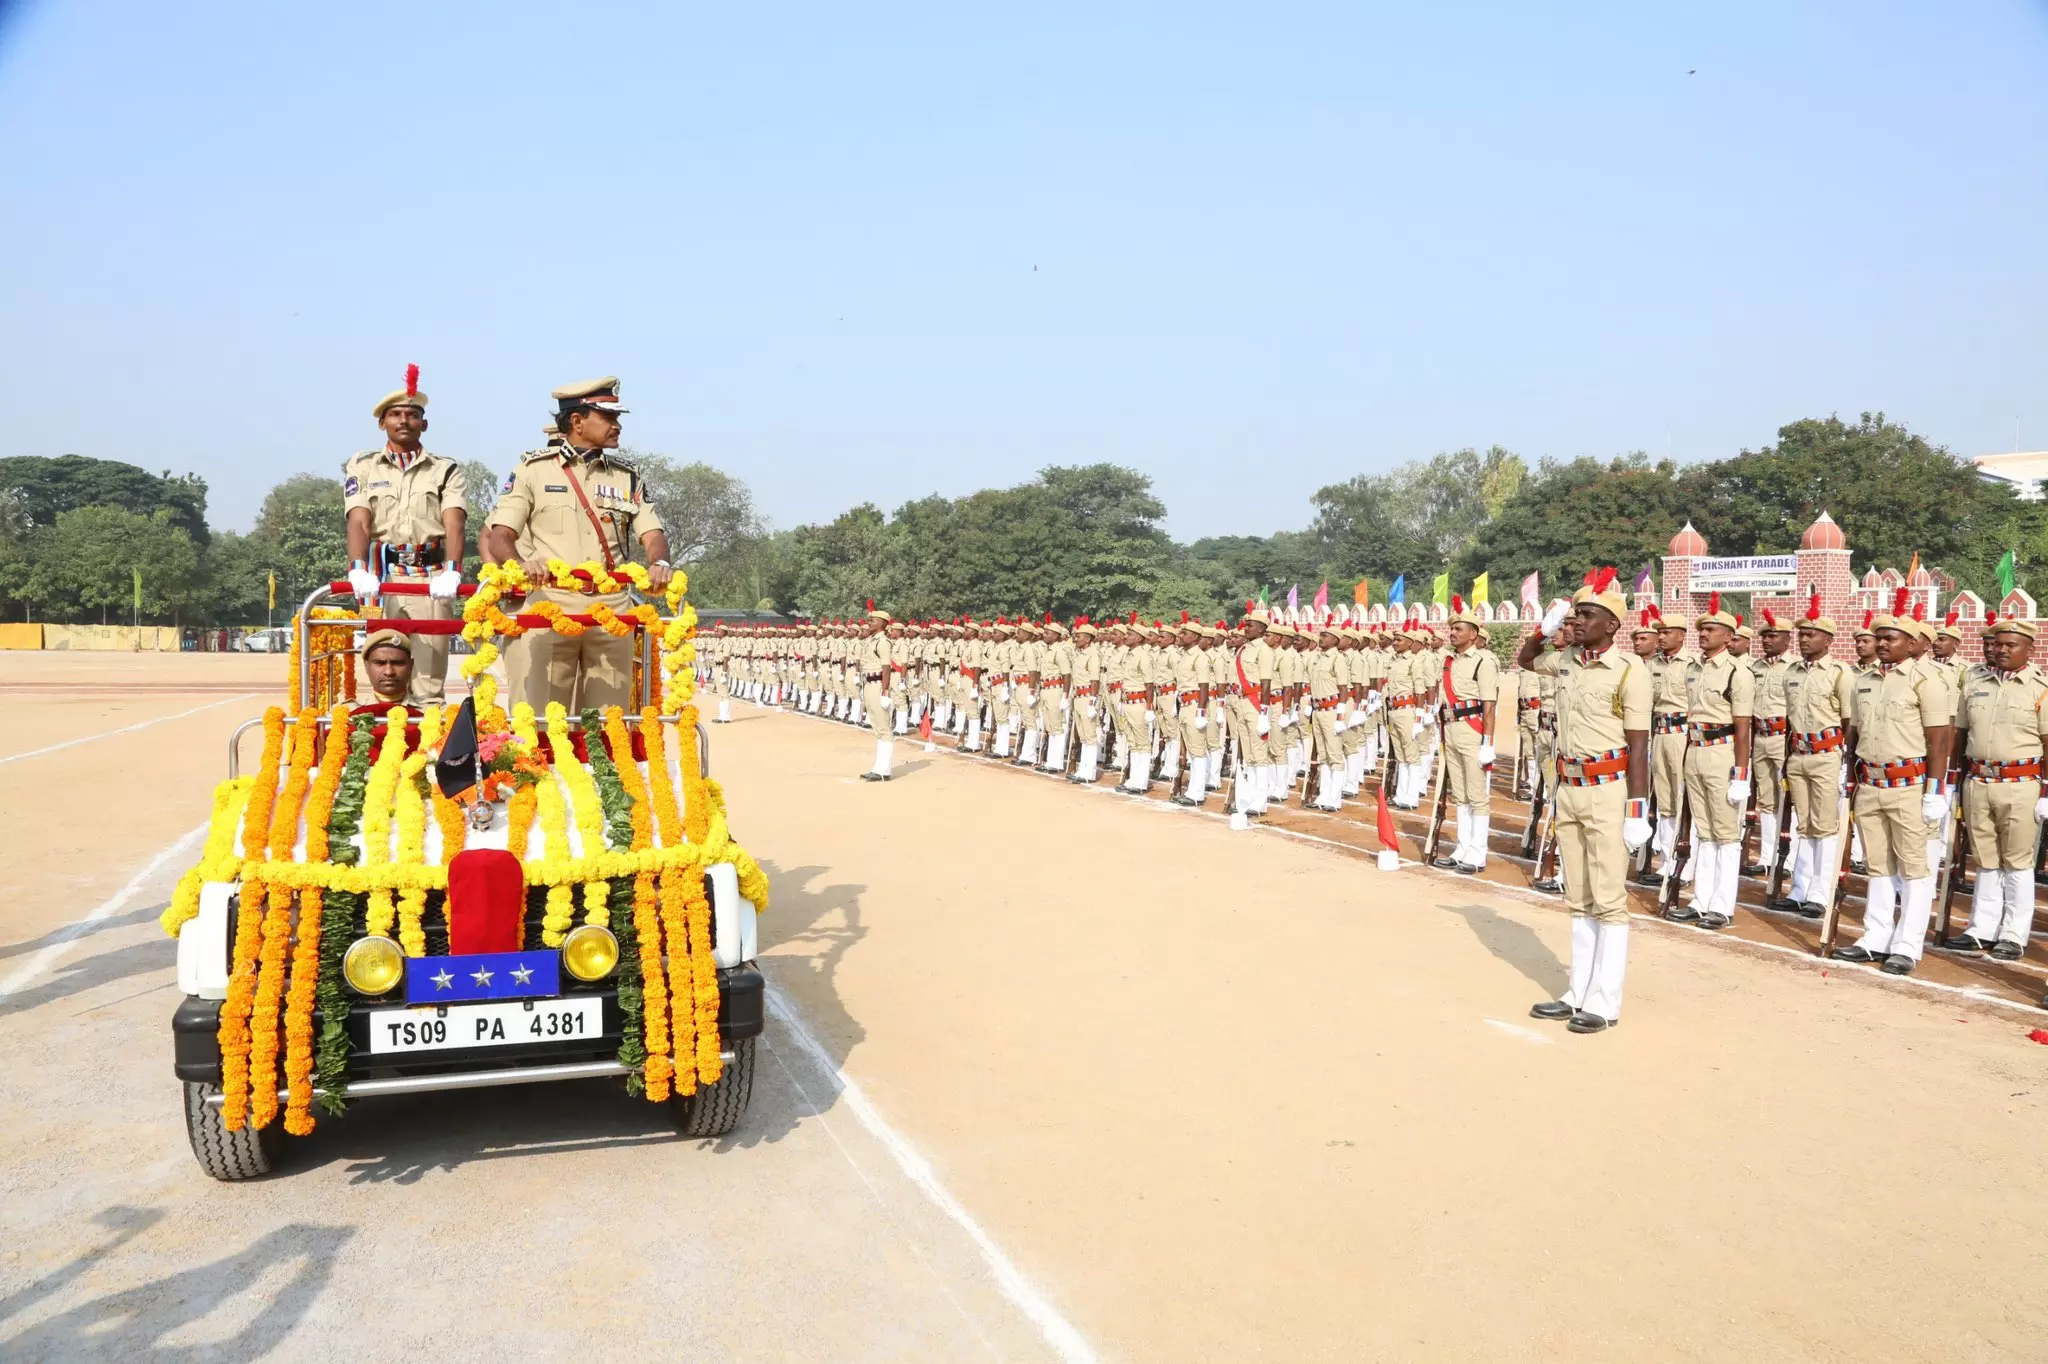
[164,562,770,1180]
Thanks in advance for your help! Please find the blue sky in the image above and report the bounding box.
[3,1,2044,540]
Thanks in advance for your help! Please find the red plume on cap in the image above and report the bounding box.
[1944,605,1959,627]
[1215,619,1226,630]
[1912,600,1926,623]
[1077,614,1090,625]
[404,363,419,397]
[1451,594,1464,612]
[1807,589,1822,621]
[866,598,874,611]
[1891,586,1909,617]
[1128,610,1138,624]
[1708,591,1721,617]
[1862,609,1875,629]
[1734,612,1744,628]
[1180,609,1191,623]
[1647,602,1663,624]
[1761,608,1777,629]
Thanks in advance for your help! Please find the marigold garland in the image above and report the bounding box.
[246,707,319,1130]
[683,868,722,1085]
[361,703,408,940]
[315,716,375,1115]
[281,705,350,1135]
[217,707,287,1130]
[643,705,684,846]
[602,709,671,1097]
[160,774,254,938]
[658,866,697,1097]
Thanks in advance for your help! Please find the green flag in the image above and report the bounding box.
[1996,549,2017,601]
[1257,585,1269,608]
[1432,572,1450,607]
[132,566,142,613]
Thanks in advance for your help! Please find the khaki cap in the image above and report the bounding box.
[361,627,412,657]
[551,376,628,414]
[372,364,428,421]
[1988,616,2039,640]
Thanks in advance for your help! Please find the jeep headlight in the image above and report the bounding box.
[343,935,405,996]
[561,925,619,982]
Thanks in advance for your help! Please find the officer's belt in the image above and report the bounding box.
[1790,727,1844,754]
[1857,757,1927,788]
[1520,696,1542,711]
[1312,697,1342,711]
[1970,758,2041,783]
[1448,701,1484,720]
[862,672,883,682]
[1043,676,1069,687]
[1072,684,1096,697]
[374,538,445,575]
[1652,713,1686,734]
[1560,748,1628,786]
[1753,716,1788,736]
[1388,696,1417,709]
[1687,722,1736,745]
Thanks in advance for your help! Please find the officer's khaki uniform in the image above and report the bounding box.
[1650,649,1691,861]
[343,447,467,702]
[486,449,662,711]
[1069,633,1103,778]
[1112,640,1155,789]
[1442,643,1499,816]
[1849,658,1956,962]
[1956,661,2048,947]
[1385,647,1425,805]
[1230,632,1277,812]
[1680,648,1754,920]
[1751,650,1792,867]
[1305,645,1343,809]
[1041,633,1073,768]
[1783,653,1856,910]
[858,630,891,739]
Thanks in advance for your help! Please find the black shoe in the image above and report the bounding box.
[1990,941,2024,961]
[1798,902,1825,919]
[1453,861,1481,875]
[1830,945,1875,963]
[1171,795,1201,807]
[1881,954,1915,975]
[1696,912,1730,930]
[1766,896,1803,913]
[1741,862,1767,877]
[1940,933,1992,954]
[1430,855,1462,870]
[1529,1000,1575,1021]
[1634,870,1665,888]
[1566,1012,1615,1034]
[1531,876,1563,894]
[858,771,892,782]
[1665,905,1700,924]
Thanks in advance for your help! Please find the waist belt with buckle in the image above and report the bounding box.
[1858,757,1928,788]
[863,672,883,682]
[1521,697,1542,711]
[375,538,446,575]
[1971,758,2042,782]
[1791,727,1844,754]
[1389,696,1417,709]
[1688,722,1736,744]
[1044,676,1069,687]
[1073,684,1096,697]
[1652,713,1686,734]
[1313,697,1341,711]
[1449,702,1484,719]
[1561,748,1629,786]
[1108,682,1124,693]
[1754,716,1788,736]
[1180,689,1201,703]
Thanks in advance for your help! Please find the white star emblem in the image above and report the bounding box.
[430,969,454,991]
[471,966,494,987]
[510,965,534,986]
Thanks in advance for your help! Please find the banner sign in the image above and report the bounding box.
[1690,554,1798,593]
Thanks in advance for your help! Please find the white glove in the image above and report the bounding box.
[880,694,894,712]
[1727,778,1750,807]
[1193,713,1207,730]
[347,566,381,602]
[1410,716,1423,738]
[1059,694,1070,712]
[1623,816,1653,852]
[428,565,462,600]
[1921,789,1947,824]
[2035,797,2048,823]
[1477,741,1496,766]
[1365,691,1382,714]
[1540,599,1570,637]
[1256,712,1271,737]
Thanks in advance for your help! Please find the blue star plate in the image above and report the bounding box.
[404,950,560,1004]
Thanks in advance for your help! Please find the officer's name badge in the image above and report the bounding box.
[544,484,570,493]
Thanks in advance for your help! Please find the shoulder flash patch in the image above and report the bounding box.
[501,471,517,494]
[344,475,359,496]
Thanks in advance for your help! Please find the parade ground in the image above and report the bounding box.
[5,653,2048,1363]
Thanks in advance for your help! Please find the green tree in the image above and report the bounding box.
[1453,453,1694,595]
[624,452,765,567]
[254,473,344,540]
[0,454,209,545]
[275,502,350,608]
[1312,447,1523,588]
[14,507,201,623]
[458,460,499,532]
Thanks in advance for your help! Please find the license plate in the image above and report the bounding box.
[366,997,604,1054]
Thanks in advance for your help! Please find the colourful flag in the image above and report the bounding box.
[268,571,277,611]
[1375,783,1400,853]
[1388,575,1405,605]
[1907,551,1921,581]
[1287,584,1299,613]
[132,566,142,613]
[1313,581,1328,612]
[1432,572,1450,607]
[1520,571,1540,612]
[1471,572,1489,606]
[1352,578,1369,605]
[1997,549,2018,601]
[1257,585,1269,608]
[1633,564,1654,597]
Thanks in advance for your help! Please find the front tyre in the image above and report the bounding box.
[183,1081,283,1180]
[670,1036,756,1138]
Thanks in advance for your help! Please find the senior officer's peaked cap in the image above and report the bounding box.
[551,376,628,414]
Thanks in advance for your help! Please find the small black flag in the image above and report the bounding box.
[435,697,480,800]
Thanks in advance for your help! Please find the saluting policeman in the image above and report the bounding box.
[344,367,468,702]
[483,377,672,710]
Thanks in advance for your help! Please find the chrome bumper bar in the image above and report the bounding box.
[205,1054,732,1107]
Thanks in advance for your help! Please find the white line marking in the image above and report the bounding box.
[1484,1018,1554,1044]
[764,987,1099,1364]
[0,822,208,1000]
[0,694,257,766]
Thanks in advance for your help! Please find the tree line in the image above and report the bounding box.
[1,412,2034,626]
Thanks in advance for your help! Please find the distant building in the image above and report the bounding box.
[1973,451,2048,501]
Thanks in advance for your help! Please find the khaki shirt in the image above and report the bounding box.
[1851,659,1955,762]
[1307,649,1342,700]
[1445,644,1499,707]
[1043,640,1074,683]
[1385,650,1415,700]
[1752,655,1792,721]
[1651,652,1693,714]
[343,447,467,548]
[855,633,889,677]
[1957,664,2048,763]
[1073,641,1101,687]
[1236,638,1275,693]
[1530,641,1651,759]
[1686,651,1755,726]
[1785,657,1856,736]
[487,448,663,567]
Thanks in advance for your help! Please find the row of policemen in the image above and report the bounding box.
[342,371,672,711]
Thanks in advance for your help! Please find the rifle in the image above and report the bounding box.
[1933,757,1967,943]
[1764,782,1796,908]
[1520,749,1548,857]
[1531,765,1562,888]
[1659,771,1694,918]
[1420,714,1453,862]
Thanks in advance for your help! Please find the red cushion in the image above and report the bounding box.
[446,848,524,954]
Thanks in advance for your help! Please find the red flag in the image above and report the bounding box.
[1313,581,1329,612]
[1376,784,1400,853]
[918,712,933,742]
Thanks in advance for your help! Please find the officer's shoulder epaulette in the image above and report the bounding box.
[603,454,638,475]
[520,447,561,464]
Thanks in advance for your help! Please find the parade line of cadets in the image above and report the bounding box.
[698,578,2048,1024]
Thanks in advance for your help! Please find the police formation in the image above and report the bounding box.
[702,576,2048,1026]
[340,369,673,714]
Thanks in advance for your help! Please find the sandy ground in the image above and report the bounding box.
[3,653,2046,1362]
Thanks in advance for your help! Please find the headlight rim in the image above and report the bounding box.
[342,934,405,997]
[560,924,620,983]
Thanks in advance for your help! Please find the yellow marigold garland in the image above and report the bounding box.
[395,728,433,958]
[361,704,408,940]
[658,866,697,1096]
[644,705,684,847]
[160,775,254,938]
[536,767,576,946]
[604,709,671,1096]
[282,705,350,1134]
[685,869,722,1085]
[217,707,286,1129]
